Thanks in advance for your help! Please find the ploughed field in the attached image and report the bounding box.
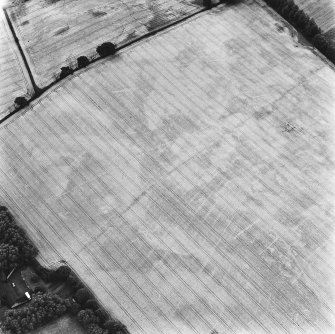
[1,2,335,334]
[6,0,202,88]
[0,10,33,118]
[293,0,335,39]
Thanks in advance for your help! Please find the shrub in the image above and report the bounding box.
[30,274,39,283]
[33,286,46,294]
[36,267,53,281]
[85,299,99,310]
[96,42,116,57]
[0,206,8,213]
[51,265,71,281]
[67,273,83,290]
[77,309,98,325]
[2,293,68,333]
[77,56,90,69]
[66,300,81,315]
[14,96,28,107]
[74,288,92,305]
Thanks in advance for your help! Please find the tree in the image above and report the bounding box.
[66,300,81,315]
[0,206,8,213]
[30,273,39,283]
[203,0,212,8]
[77,56,90,69]
[74,287,92,305]
[224,0,243,5]
[272,0,285,10]
[14,96,28,108]
[95,308,109,324]
[287,4,299,21]
[67,273,83,290]
[303,18,322,38]
[33,286,47,294]
[313,34,330,53]
[59,66,74,79]
[86,299,99,310]
[103,320,127,334]
[0,210,38,264]
[87,323,104,334]
[0,243,19,273]
[299,15,310,30]
[324,44,335,63]
[1,293,68,333]
[292,10,309,29]
[77,309,98,325]
[96,42,116,57]
[50,265,71,281]
[281,5,291,19]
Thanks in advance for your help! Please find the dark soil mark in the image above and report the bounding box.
[91,10,107,18]
[190,0,203,5]
[45,0,62,5]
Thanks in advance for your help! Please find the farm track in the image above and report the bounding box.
[6,0,204,88]
[0,10,33,118]
[1,0,208,124]
[1,2,335,334]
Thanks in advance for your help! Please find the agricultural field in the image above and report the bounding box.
[294,0,335,35]
[0,10,33,118]
[0,1,335,334]
[6,0,203,88]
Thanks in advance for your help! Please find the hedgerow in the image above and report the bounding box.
[263,0,335,63]
[0,207,130,334]
[0,208,37,272]
[2,293,68,334]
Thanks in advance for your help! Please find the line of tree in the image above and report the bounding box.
[0,206,38,275]
[264,0,335,63]
[0,206,129,334]
[31,260,128,334]
[2,292,70,334]
[57,42,117,80]
[69,278,128,334]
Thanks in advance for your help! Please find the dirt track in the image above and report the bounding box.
[0,10,33,117]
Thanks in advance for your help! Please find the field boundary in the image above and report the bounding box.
[2,0,334,126]
[260,0,335,63]
[3,9,40,94]
[0,3,211,125]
